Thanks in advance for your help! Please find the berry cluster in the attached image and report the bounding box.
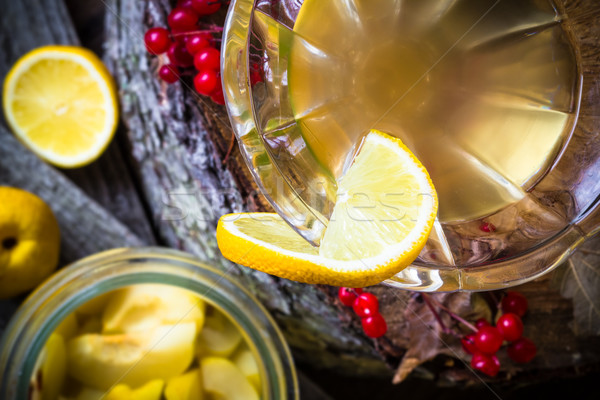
[338,287,387,338]
[143,0,226,104]
[461,291,536,377]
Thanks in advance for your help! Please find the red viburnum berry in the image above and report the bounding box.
[191,0,221,15]
[502,291,528,317]
[507,337,536,363]
[167,41,194,67]
[338,287,363,307]
[194,47,221,71]
[474,326,503,355]
[362,313,387,338]
[186,34,210,54]
[168,7,199,31]
[158,65,179,84]
[210,83,225,105]
[471,352,500,377]
[178,0,195,10]
[479,221,496,233]
[475,318,490,330]
[144,27,171,55]
[496,313,523,342]
[352,292,379,318]
[194,70,218,95]
[461,333,478,355]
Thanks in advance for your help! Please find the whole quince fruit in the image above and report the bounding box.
[0,186,60,298]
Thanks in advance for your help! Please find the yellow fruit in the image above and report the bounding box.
[66,323,196,390]
[106,380,164,400]
[76,380,164,400]
[197,310,242,358]
[39,333,67,400]
[232,346,261,392]
[217,130,438,287]
[2,45,118,168]
[164,369,203,400]
[102,284,205,334]
[0,186,60,298]
[200,357,258,400]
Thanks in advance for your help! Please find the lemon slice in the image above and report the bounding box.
[217,130,438,287]
[2,46,118,168]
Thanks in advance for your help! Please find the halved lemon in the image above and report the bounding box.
[2,46,118,168]
[217,130,438,287]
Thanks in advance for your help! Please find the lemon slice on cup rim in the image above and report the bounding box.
[2,45,118,168]
[217,130,438,287]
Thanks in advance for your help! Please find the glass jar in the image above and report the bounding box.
[0,247,299,399]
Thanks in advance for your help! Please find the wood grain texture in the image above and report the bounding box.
[104,0,387,375]
[104,0,600,383]
[0,128,144,332]
[0,0,148,338]
[0,0,156,244]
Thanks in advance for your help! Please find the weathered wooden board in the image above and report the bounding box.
[104,0,388,375]
[104,0,600,384]
[0,127,145,329]
[0,0,156,244]
[0,0,150,335]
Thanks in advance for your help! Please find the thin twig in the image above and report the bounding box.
[422,294,452,335]
[423,294,478,332]
[222,131,236,164]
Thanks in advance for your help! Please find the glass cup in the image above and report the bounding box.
[0,247,299,399]
[221,0,600,291]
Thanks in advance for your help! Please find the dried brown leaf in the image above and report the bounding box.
[552,236,600,336]
[392,292,489,383]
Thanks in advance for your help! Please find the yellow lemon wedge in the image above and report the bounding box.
[2,46,118,168]
[217,129,438,287]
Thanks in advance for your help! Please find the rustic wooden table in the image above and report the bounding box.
[1,0,599,399]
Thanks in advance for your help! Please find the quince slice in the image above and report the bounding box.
[200,357,258,400]
[164,368,203,400]
[67,322,196,390]
[197,310,242,358]
[232,346,261,392]
[35,333,67,400]
[76,380,164,400]
[102,284,205,333]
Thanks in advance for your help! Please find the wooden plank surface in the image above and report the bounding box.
[0,2,331,398]
[0,0,147,336]
[0,0,156,245]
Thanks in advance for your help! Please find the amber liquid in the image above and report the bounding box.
[285,0,579,223]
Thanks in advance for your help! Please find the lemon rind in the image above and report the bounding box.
[217,130,438,287]
[2,46,118,168]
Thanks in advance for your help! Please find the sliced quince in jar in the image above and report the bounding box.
[232,346,261,392]
[164,368,203,400]
[197,308,242,358]
[31,333,67,400]
[102,284,205,334]
[75,379,164,400]
[66,322,196,390]
[200,357,258,400]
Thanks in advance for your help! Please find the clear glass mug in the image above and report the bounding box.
[221,0,600,291]
[0,248,299,399]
